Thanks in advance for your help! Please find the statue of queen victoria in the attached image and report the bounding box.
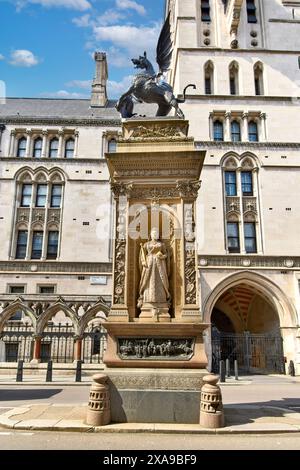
[137,228,171,314]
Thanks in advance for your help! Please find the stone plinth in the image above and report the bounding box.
[104,367,206,423]
[103,323,208,368]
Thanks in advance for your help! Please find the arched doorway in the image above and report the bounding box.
[208,279,286,375]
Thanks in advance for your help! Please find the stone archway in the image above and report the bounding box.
[204,271,298,374]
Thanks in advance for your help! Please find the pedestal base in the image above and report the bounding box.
[103,322,209,368]
[104,367,207,423]
[139,303,171,323]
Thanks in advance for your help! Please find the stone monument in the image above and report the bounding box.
[103,117,208,369]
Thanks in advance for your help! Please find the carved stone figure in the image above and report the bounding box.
[115,13,196,119]
[137,228,170,309]
[118,337,195,360]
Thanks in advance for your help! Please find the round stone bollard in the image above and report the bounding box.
[200,374,225,429]
[85,373,111,426]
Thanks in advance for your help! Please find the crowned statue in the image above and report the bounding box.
[137,228,171,312]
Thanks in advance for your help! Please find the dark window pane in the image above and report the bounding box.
[230,77,236,95]
[31,231,43,259]
[248,121,258,142]
[255,77,260,95]
[213,120,224,141]
[16,231,28,259]
[49,138,59,158]
[36,184,47,207]
[47,231,59,260]
[9,286,25,294]
[244,222,257,253]
[39,286,55,294]
[21,184,32,207]
[227,222,240,253]
[65,139,74,158]
[225,171,237,196]
[205,77,212,94]
[247,0,257,23]
[33,138,42,158]
[5,343,19,362]
[231,120,241,142]
[201,0,211,21]
[17,137,27,158]
[51,185,62,208]
[241,171,253,195]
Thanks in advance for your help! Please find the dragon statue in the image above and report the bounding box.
[115,13,196,119]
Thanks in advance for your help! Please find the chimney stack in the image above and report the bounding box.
[91,52,108,107]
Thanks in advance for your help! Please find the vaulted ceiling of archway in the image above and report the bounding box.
[216,283,273,328]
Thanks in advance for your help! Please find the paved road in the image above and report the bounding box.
[0,430,300,450]
[0,376,299,409]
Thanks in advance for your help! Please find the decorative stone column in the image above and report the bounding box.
[200,374,225,429]
[25,129,32,158]
[260,113,267,141]
[242,113,248,142]
[41,130,48,158]
[74,336,83,361]
[85,374,111,426]
[57,129,64,158]
[224,112,231,141]
[31,335,42,363]
[9,129,16,157]
[74,130,79,158]
[108,183,129,322]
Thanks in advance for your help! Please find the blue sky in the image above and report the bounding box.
[0,0,165,99]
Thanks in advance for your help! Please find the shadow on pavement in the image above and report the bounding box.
[0,389,62,401]
[225,398,300,426]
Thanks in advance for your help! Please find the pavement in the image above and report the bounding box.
[0,374,300,434]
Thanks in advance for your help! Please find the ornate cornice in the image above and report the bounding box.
[198,255,300,270]
[0,261,112,274]
[0,117,120,127]
[195,141,300,150]
[110,180,201,200]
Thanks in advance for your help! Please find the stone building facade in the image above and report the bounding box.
[167,0,300,373]
[0,0,300,374]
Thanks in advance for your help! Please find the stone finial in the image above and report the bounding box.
[85,373,111,426]
[199,374,225,429]
[91,51,108,107]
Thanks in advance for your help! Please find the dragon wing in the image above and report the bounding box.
[156,12,173,74]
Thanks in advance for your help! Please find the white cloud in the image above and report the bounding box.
[15,0,91,10]
[10,50,39,67]
[116,0,146,15]
[108,75,133,98]
[40,90,88,98]
[65,74,133,99]
[73,9,125,28]
[97,9,126,26]
[107,46,129,68]
[72,13,91,27]
[93,23,161,58]
[66,79,91,89]
[0,54,5,61]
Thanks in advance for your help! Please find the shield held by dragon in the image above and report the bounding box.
[115,13,196,119]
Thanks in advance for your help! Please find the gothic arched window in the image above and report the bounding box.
[33,137,43,158]
[231,120,241,142]
[213,120,224,141]
[17,137,27,158]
